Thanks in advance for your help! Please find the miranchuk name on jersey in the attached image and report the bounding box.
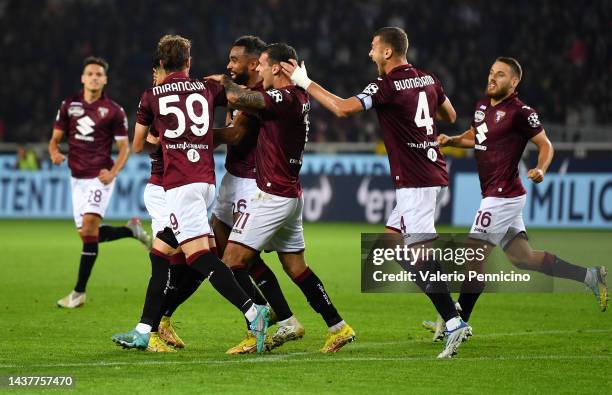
[136,72,227,190]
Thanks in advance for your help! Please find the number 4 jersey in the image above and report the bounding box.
[136,71,227,190]
[355,64,448,189]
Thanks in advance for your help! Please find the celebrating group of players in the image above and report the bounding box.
[49,27,607,359]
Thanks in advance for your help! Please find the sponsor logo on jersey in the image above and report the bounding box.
[266,89,283,103]
[475,123,488,144]
[98,107,109,118]
[75,116,95,141]
[479,105,487,110]
[495,110,506,123]
[187,148,200,163]
[474,110,485,123]
[68,105,85,117]
[427,148,438,162]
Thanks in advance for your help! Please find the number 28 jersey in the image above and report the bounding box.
[136,72,227,190]
[355,64,448,189]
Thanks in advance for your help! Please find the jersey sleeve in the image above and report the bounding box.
[53,100,69,131]
[262,88,293,116]
[516,105,544,138]
[136,91,154,126]
[112,106,129,140]
[354,79,389,110]
[204,80,228,108]
[433,76,447,106]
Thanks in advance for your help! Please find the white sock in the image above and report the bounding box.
[445,316,462,332]
[278,315,296,327]
[329,320,346,333]
[135,323,152,334]
[244,304,258,322]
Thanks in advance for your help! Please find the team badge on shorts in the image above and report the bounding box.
[495,110,506,123]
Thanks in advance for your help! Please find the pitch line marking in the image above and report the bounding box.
[1,328,611,369]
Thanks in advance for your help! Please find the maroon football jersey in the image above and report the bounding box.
[256,85,310,198]
[53,91,128,178]
[148,126,164,186]
[355,64,448,188]
[224,81,263,179]
[471,92,543,198]
[136,72,227,190]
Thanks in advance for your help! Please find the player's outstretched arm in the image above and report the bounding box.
[48,128,66,165]
[99,138,129,185]
[214,112,258,147]
[436,97,457,123]
[438,128,476,148]
[281,60,363,118]
[527,129,553,184]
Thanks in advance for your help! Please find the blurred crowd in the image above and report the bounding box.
[1,0,610,143]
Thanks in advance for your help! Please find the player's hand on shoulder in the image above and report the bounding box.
[527,168,544,183]
[51,151,66,165]
[437,134,451,147]
[98,168,116,185]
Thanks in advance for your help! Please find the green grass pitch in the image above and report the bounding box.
[1,220,610,393]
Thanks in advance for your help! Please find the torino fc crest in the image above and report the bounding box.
[98,107,109,118]
[495,110,506,123]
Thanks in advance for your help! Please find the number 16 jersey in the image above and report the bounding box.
[136,71,227,190]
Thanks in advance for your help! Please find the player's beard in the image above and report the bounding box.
[232,72,249,86]
[485,83,510,101]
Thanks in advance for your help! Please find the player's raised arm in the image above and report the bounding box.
[281,60,363,118]
[48,128,66,165]
[527,129,553,184]
[438,128,476,149]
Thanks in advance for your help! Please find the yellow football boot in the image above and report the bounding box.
[320,323,356,353]
[147,332,176,352]
[158,316,185,348]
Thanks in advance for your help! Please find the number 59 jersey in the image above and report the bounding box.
[355,64,448,189]
[136,71,227,190]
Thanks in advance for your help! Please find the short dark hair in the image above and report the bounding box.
[156,34,191,72]
[263,43,298,65]
[495,57,522,80]
[373,27,409,57]
[83,56,109,72]
[233,35,267,57]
